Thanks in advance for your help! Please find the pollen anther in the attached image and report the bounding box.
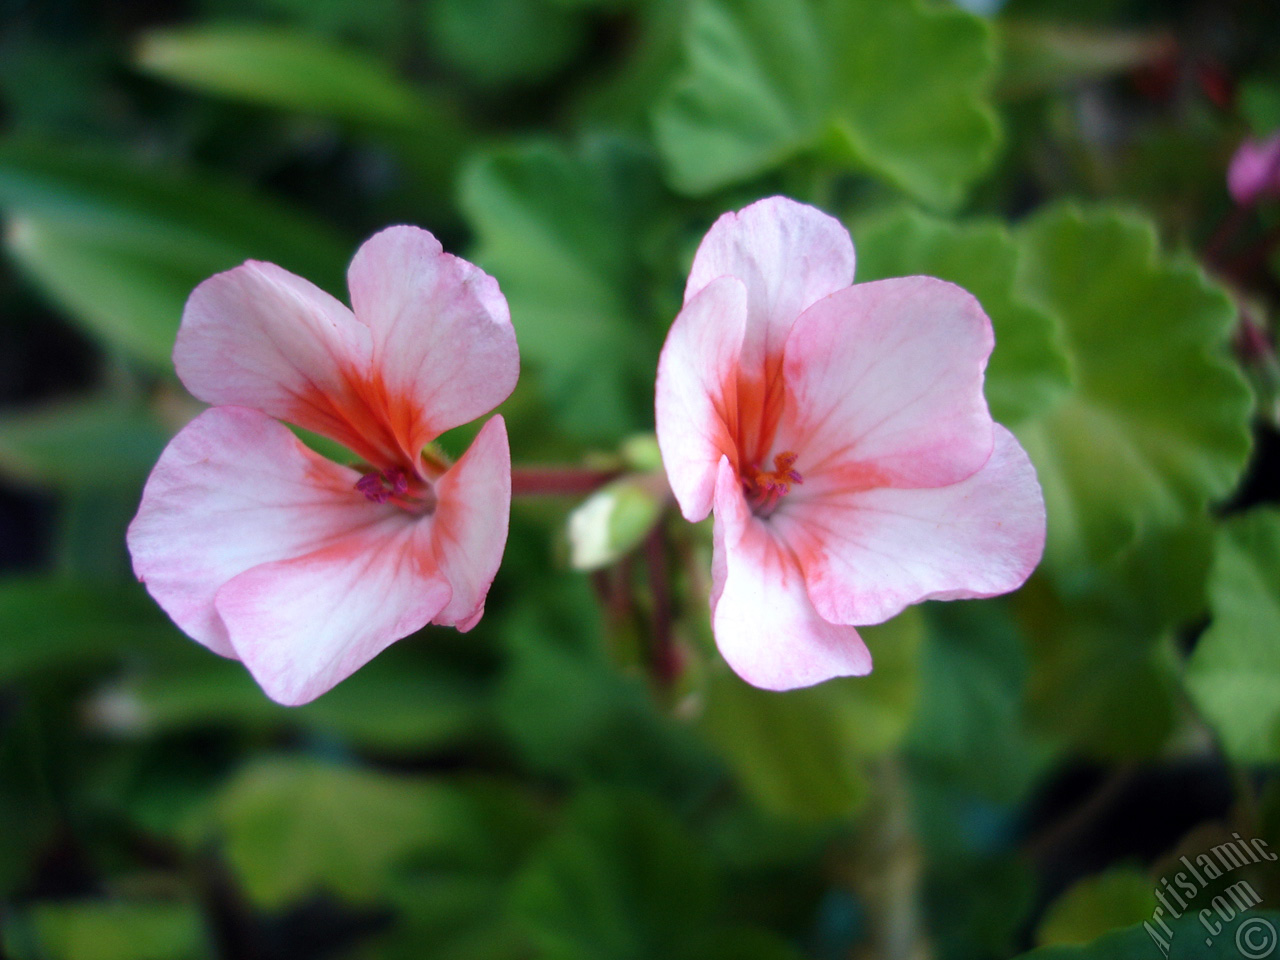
[744,451,804,513]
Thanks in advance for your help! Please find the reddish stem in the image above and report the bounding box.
[510,466,620,497]
[1205,202,1253,265]
[644,526,679,687]
[1227,222,1280,278]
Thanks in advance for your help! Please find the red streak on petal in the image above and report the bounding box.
[290,365,428,479]
[734,364,785,470]
[738,515,799,589]
[821,460,891,495]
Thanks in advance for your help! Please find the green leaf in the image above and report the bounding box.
[571,0,688,130]
[135,26,427,128]
[513,790,718,960]
[460,137,663,441]
[5,900,212,960]
[497,614,719,798]
[1013,204,1253,576]
[342,877,534,960]
[0,138,348,364]
[213,759,435,906]
[6,217,214,365]
[906,602,1048,804]
[654,0,1001,208]
[210,759,536,908]
[653,0,827,195]
[697,610,923,821]
[1016,909,1280,960]
[1185,509,1280,762]
[1240,80,1280,135]
[250,0,403,48]
[53,489,143,581]
[853,207,1070,425]
[1036,867,1156,947]
[1015,575,1179,760]
[0,698,58,896]
[925,854,1038,960]
[0,578,180,682]
[822,0,1001,209]
[1010,517,1212,761]
[134,27,469,199]
[426,0,587,86]
[0,398,168,490]
[113,647,489,754]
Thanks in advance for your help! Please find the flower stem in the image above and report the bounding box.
[643,526,679,687]
[1205,202,1253,265]
[510,466,619,497]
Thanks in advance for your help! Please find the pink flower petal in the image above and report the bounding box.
[215,520,451,706]
[685,197,855,383]
[780,276,995,492]
[1228,134,1280,205]
[347,226,519,451]
[655,276,748,521]
[173,260,404,468]
[710,458,872,691]
[781,425,1046,627]
[126,406,403,658]
[429,415,511,631]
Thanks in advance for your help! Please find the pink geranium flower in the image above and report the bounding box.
[1228,133,1280,205]
[127,226,519,705]
[655,197,1045,690]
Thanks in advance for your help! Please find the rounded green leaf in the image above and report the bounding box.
[1013,204,1253,575]
[653,0,1000,206]
[653,0,828,195]
[822,0,1001,210]
[1185,509,1280,762]
[209,760,536,909]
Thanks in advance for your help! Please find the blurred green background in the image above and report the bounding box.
[1,0,1279,957]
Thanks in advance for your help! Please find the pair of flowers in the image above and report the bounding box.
[128,198,1045,705]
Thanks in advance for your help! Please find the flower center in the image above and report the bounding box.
[355,467,435,513]
[743,451,803,516]
[355,467,408,503]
